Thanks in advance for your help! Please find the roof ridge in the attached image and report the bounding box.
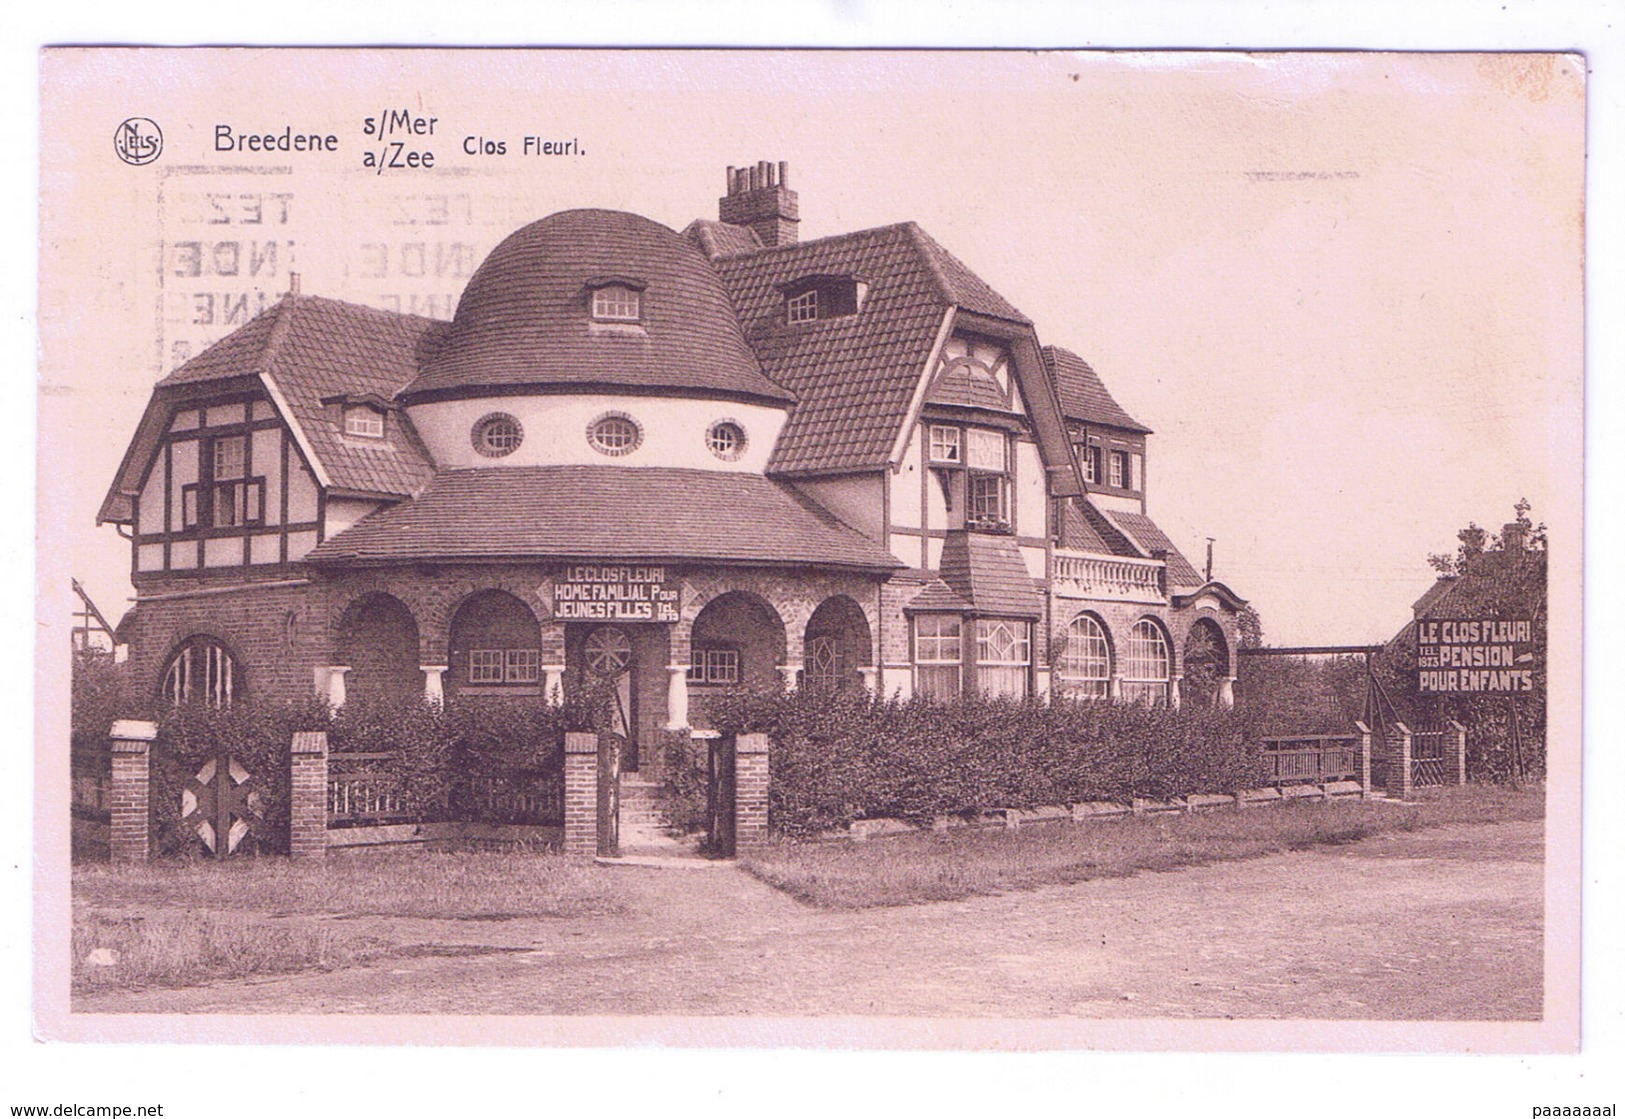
[711,220,916,262]
[257,294,301,378]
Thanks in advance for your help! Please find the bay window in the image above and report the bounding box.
[913,615,962,700]
[975,618,1031,697]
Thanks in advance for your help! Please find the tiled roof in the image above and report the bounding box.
[1044,346,1151,434]
[305,466,902,571]
[683,219,762,259]
[1057,499,1113,554]
[714,223,949,475]
[925,361,1013,412]
[907,224,1029,325]
[903,579,974,614]
[936,531,1044,619]
[405,210,792,405]
[157,295,439,498]
[1104,510,1205,588]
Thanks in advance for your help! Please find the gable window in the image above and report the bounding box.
[1110,449,1130,490]
[688,647,741,686]
[472,413,523,457]
[1122,619,1172,705]
[344,406,385,438]
[1058,613,1111,699]
[975,618,1031,698]
[965,429,1011,531]
[913,614,962,700]
[1080,444,1101,484]
[182,433,264,532]
[161,636,242,707]
[928,425,962,464]
[591,284,641,322]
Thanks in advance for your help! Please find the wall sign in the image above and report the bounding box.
[553,564,680,622]
[1416,617,1539,694]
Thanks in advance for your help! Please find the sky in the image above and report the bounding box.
[40,50,1583,648]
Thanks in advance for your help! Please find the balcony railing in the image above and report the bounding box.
[1052,550,1165,602]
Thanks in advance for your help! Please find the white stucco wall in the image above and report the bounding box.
[406,393,789,473]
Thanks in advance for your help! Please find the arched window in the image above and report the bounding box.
[161,636,243,707]
[1121,619,1172,705]
[1057,613,1111,699]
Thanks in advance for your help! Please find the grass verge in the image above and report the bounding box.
[72,851,622,995]
[740,783,1544,911]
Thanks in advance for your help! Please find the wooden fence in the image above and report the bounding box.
[1260,734,1361,785]
[327,751,565,829]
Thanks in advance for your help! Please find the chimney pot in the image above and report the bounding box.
[717,158,800,247]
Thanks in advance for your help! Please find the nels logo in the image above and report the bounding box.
[114,117,163,166]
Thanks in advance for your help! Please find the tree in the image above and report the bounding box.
[1398,499,1547,782]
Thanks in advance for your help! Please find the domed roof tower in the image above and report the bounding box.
[400,209,792,405]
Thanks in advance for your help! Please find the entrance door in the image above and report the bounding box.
[584,625,637,770]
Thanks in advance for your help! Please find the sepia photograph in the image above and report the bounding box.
[33,43,1587,1070]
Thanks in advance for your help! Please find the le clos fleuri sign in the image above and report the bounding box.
[552,564,680,623]
[1416,617,1539,694]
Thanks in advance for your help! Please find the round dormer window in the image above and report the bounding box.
[472,413,523,457]
[587,412,642,456]
[706,420,747,461]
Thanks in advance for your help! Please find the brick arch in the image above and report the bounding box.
[687,589,789,691]
[335,592,423,705]
[154,629,250,706]
[322,573,441,663]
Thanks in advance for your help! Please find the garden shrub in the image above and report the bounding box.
[706,689,1269,837]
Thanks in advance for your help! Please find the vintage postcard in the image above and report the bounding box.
[35,49,1584,1058]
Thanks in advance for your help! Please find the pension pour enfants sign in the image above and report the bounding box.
[1416,617,1539,694]
[552,565,680,622]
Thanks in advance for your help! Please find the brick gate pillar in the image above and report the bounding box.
[1388,721,1414,800]
[1446,719,1468,786]
[289,731,328,860]
[109,719,157,864]
[735,732,770,849]
[563,731,598,855]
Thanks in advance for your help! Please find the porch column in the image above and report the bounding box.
[1109,674,1124,702]
[1217,675,1236,709]
[324,665,351,709]
[778,663,803,692]
[665,664,691,730]
[542,664,566,704]
[858,666,879,695]
[1169,674,1183,709]
[421,665,448,707]
[541,619,567,703]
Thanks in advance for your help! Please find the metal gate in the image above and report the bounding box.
[1410,727,1448,788]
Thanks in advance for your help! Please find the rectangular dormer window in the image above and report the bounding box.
[591,285,641,321]
[1110,450,1127,488]
[787,288,818,324]
[344,406,385,438]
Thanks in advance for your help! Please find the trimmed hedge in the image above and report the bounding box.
[705,690,1270,838]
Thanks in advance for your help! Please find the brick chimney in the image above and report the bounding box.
[1501,521,1528,552]
[719,160,799,247]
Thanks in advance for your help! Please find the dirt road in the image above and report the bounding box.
[74,820,1543,1019]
